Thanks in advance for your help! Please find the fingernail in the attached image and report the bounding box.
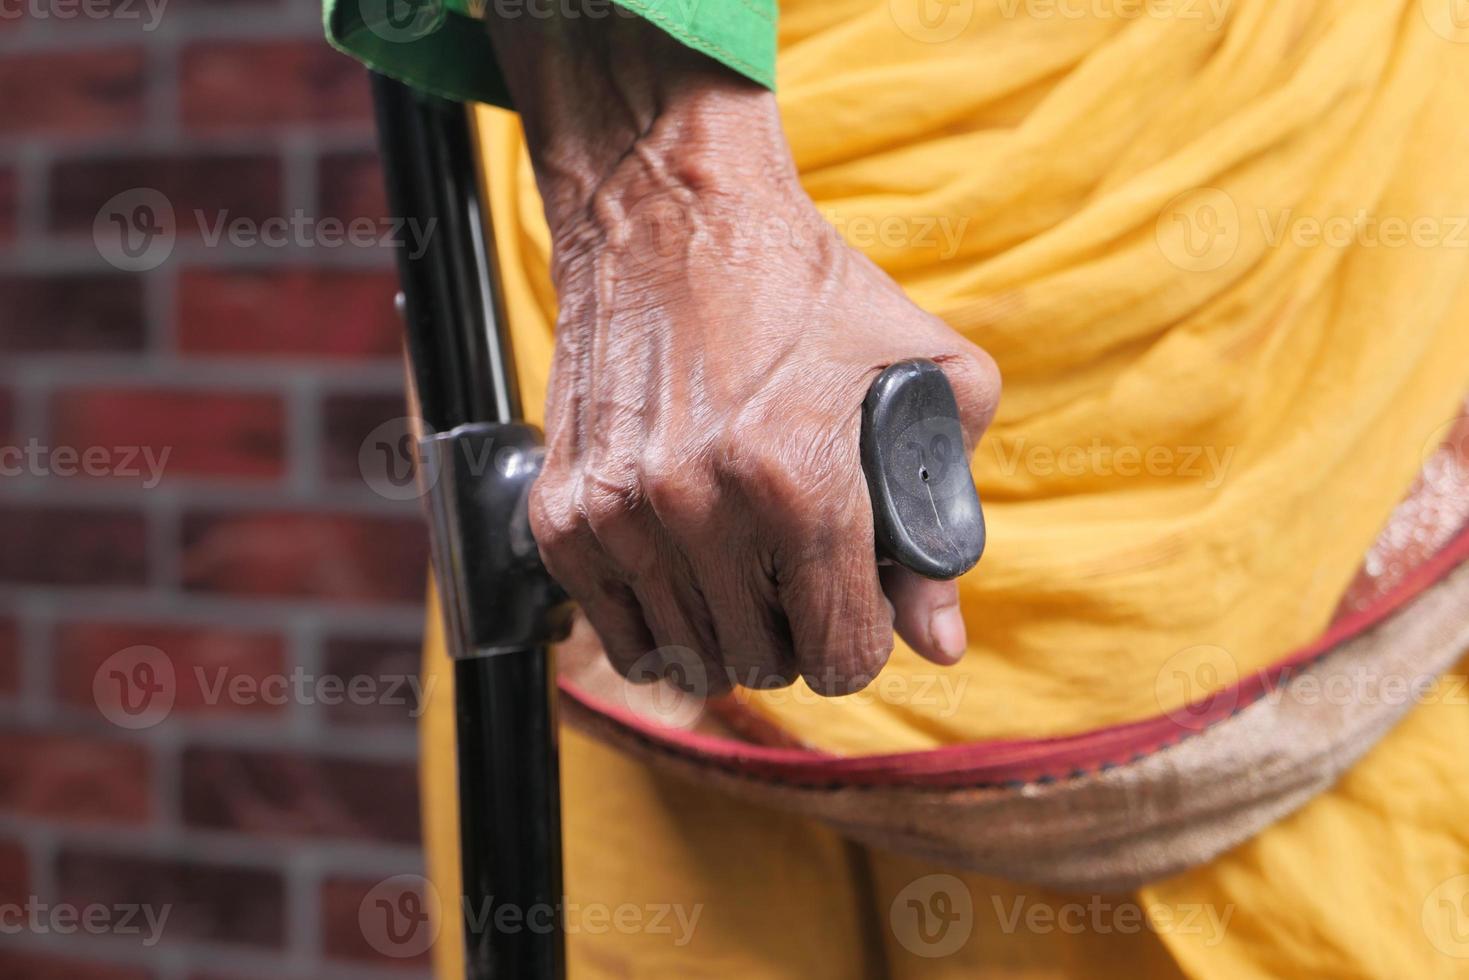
[930,605,967,662]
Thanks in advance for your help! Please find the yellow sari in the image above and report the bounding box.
[424,1,1469,975]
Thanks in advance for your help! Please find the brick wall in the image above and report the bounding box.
[0,1,435,976]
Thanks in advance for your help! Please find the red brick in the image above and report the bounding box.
[54,621,286,720]
[0,49,144,135]
[0,837,29,907]
[176,267,401,360]
[49,154,280,236]
[320,635,422,728]
[181,746,419,843]
[50,388,286,481]
[318,151,386,222]
[0,729,150,823]
[0,950,152,980]
[0,617,17,695]
[322,392,409,484]
[0,167,15,243]
[0,273,146,353]
[0,506,147,587]
[56,848,284,947]
[181,40,370,132]
[322,875,436,967]
[180,511,426,603]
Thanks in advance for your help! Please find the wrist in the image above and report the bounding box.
[482,14,792,244]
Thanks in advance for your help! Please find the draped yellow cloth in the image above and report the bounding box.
[423,1,1469,975]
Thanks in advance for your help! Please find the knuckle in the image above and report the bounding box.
[528,478,579,550]
[578,459,641,536]
[734,447,810,521]
[637,447,703,521]
[934,343,1002,435]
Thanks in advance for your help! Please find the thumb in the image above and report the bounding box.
[932,339,1001,447]
[880,564,968,666]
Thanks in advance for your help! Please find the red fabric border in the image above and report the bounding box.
[559,523,1469,790]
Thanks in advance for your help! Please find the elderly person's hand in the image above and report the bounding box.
[490,14,1000,696]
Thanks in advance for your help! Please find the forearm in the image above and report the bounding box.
[480,12,791,240]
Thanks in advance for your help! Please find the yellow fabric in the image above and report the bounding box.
[423,1,1469,976]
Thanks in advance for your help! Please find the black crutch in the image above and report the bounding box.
[369,72,985,980]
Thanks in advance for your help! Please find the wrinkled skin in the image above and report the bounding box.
[487,16,1001,696]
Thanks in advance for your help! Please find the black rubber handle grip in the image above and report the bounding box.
[860,359,986,580]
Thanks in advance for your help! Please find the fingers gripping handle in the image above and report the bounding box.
[430,359,983,653]
[859,359,986,580]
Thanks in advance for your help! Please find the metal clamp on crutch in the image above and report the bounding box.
[369,73,985,980]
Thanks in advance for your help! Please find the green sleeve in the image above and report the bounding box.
[324,0,776,107]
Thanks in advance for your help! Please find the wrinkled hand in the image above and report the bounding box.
[486,15,1000,696]
[524,93,999,697]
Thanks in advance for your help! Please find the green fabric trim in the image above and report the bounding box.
[324,0,775,109]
